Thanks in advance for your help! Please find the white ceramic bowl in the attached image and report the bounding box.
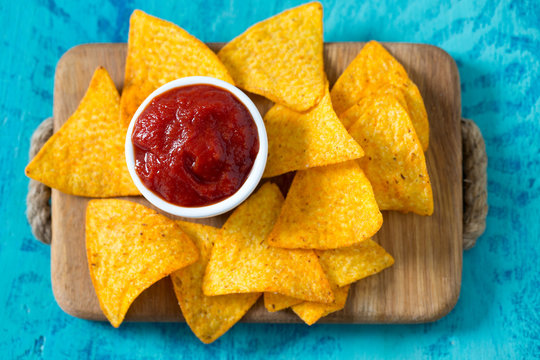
[125,76,267,218]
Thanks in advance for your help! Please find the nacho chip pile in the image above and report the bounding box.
[345,93,433,215]
[263,235,394,325]
[25,1,439,343]
[203,183,334,304]
[330,40,430,151]
[332,41,433,215]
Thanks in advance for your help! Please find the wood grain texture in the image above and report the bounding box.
[51,42,462,324]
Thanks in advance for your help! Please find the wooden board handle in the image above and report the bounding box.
[26,117,53,244]
[462,118,488,249]
[26,117,488,248]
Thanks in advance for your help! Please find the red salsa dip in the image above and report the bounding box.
[131,84,259,207]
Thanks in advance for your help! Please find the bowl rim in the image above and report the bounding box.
[125,76,268,218]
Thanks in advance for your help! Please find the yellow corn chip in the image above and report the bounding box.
[338,83,408,130]
[120,10,234,126]
[292,240,393,324]
[263,88,364,177]
[330,41,429,150]
[86,199,199,328]
[268,240,393,319]
[331,41,408,116]
[401,78,430,150]
[218,2,325,112]
[317,239,394,287]
[267,161,383,250]
[25,67,139,197]
[265,240,393,317]
[292,284,350,325]
[171,221,259,344]
[264,292,303,312]
[366,79,430,151]
[344,95,433,215]
[203,183,334,304]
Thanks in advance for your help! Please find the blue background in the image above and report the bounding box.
[1,0,539,358]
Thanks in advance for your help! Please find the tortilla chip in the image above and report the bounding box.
[267,240,393,319]
[331,41,408,116]
[401,78,430,151]
[330,41,429,150]
[264,292,303,312]
[86,200,198,328]
[317,239,394,287]
[25,67,139,197]
[218,2,325,112]
[263,88,364,177]
[203,183,334,303]
[339,83,408,130]
[292,240,393,324]
[171,221,259,344]
[267,161,383,250]
[292,284,350,325]
[267,281,350,324]
[345,94,433,215]
[121,10,233,126]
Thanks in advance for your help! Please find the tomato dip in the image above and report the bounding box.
[131,84,259,207]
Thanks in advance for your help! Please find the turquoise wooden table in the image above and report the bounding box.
[1,0,539,358]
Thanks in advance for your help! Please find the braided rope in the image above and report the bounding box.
[26,117,488,249]
[26,117,53,244]
[461,119,488,249]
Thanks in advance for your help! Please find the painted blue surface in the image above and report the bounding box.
[1,0,539,358]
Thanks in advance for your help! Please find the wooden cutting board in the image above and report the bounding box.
[51,42,462,324]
